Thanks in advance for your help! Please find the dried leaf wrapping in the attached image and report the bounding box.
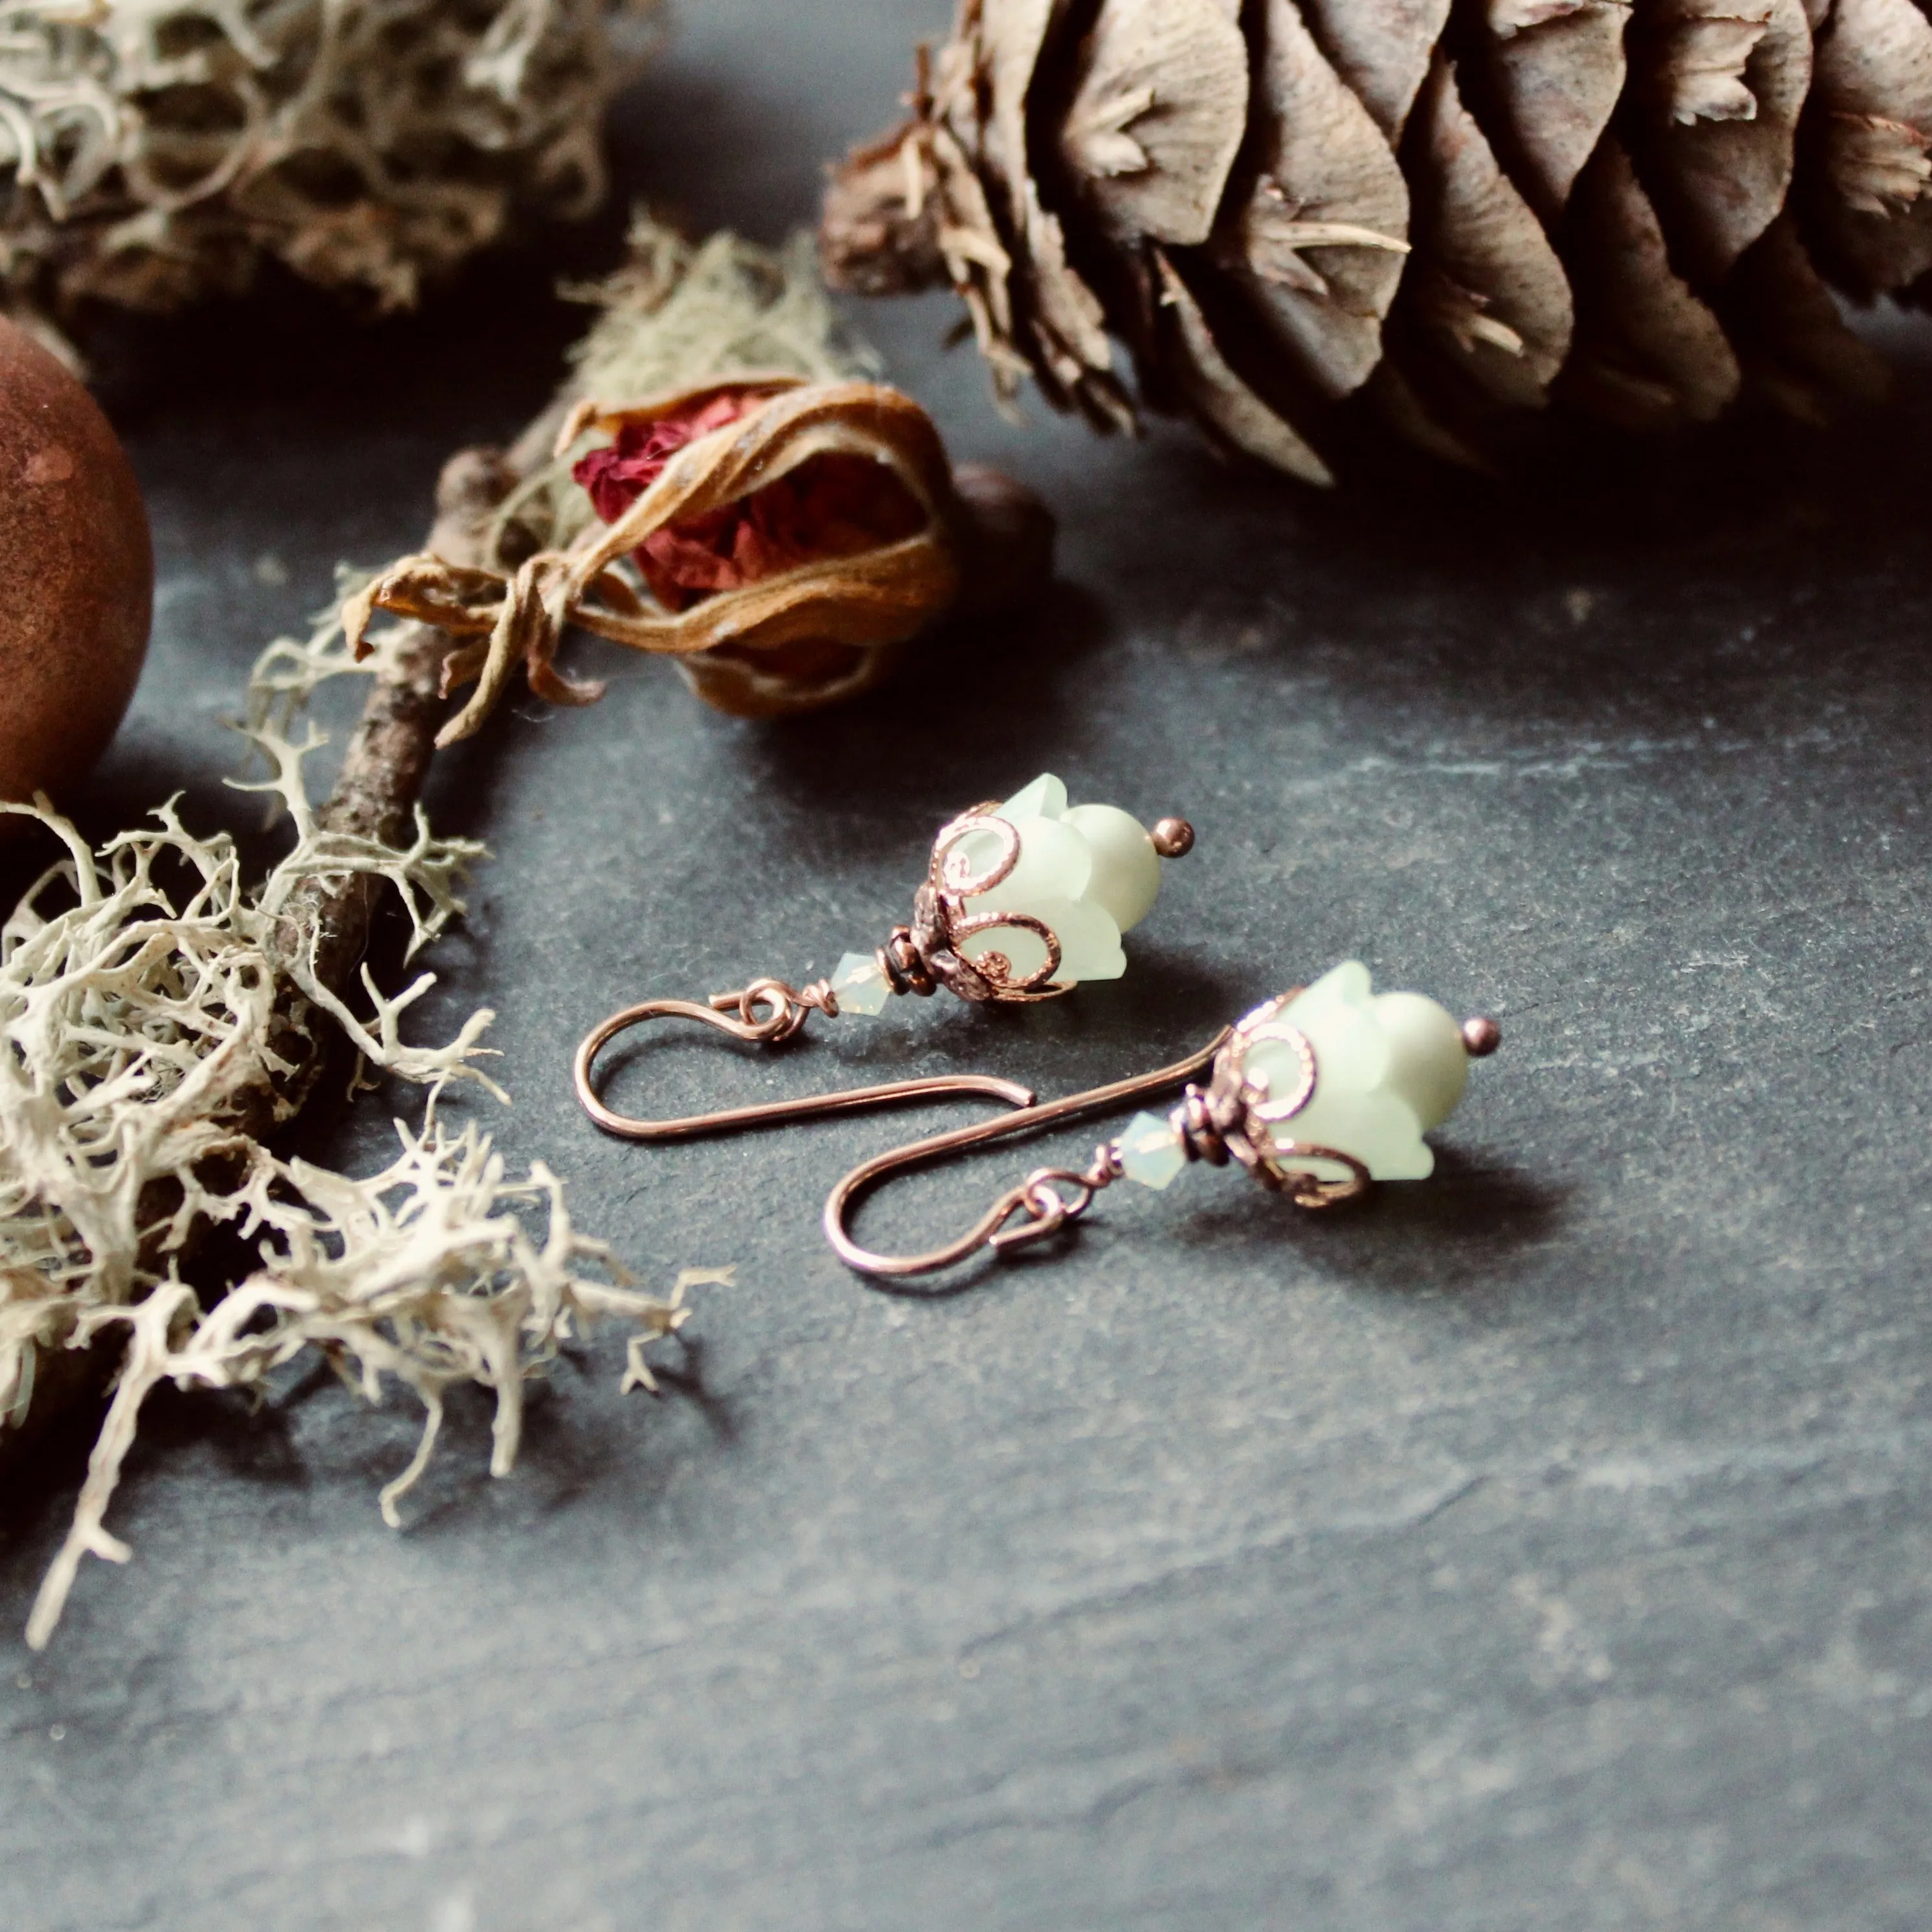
[1803,0,1932,293]
[371,219,1049,726]
[1558,136,1742,426]
[1632,0,1814,284]
[1217,0,1411,400]
[350,379,964,735]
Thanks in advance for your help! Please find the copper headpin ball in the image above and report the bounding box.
[1151,818,1195,859]
[1461,1016,1502,1057]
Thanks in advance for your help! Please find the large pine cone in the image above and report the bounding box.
[820,0,1924,480]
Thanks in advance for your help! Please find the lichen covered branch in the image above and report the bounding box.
[1,217,1046,1643]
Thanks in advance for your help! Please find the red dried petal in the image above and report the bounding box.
[570,390,754,524]
[573,390,928,616]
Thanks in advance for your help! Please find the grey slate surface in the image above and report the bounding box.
[7,4,1932,1927]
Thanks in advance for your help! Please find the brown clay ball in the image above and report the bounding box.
[0,317,153,813]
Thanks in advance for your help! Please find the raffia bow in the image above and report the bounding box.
[343,374,964,740]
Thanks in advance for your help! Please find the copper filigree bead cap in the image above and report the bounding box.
[829,773,1192,1012]
[941,774,1185,984]
[0,317,152,817]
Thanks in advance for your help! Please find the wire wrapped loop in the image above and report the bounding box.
[720,977,837,1042]
[985,1164,1112,1254]
[824,1046,1233,1282]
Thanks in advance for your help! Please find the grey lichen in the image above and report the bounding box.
[2,216,871,1646]
[0,0,659,350]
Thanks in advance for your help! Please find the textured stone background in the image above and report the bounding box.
[6,3,1932,1927]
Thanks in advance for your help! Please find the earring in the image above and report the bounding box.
[574,772,1193,1140]
[824,961,1502,1279]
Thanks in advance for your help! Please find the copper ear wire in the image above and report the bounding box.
[822,1030,1238,1279]
[572,981,1036,1142]
[824,986,1502,1281]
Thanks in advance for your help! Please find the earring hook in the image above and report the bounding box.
[574,981,1036,1142]
[824,1029,1236,1278]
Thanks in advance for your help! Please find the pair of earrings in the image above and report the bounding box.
[573,775,1500,1281]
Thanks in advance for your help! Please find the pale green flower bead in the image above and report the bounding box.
[1369,990,1470,1131]
[1060,803,1162,933]
[984,813,1091,907]
[994,773,1069,821]
[951,773,1172,988]
[1249,962,1474,1181]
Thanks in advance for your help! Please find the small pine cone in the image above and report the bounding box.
[819,0,1917,480]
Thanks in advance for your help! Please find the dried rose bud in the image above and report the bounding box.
[572,386,923,607]
[569,380,934,714]
[348,375,1053,735]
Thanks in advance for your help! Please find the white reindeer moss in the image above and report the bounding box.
[2,602,715,1647]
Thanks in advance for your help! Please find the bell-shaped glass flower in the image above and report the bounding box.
[1235,961,1473,1181]
[942,774,1171,988]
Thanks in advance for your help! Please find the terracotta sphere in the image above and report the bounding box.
[0,317,153,812]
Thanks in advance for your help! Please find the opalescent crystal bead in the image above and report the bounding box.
[830,951,892,1016]
[1118,1110,1188,1190]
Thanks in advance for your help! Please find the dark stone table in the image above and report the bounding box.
[6,5,1932,1926]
